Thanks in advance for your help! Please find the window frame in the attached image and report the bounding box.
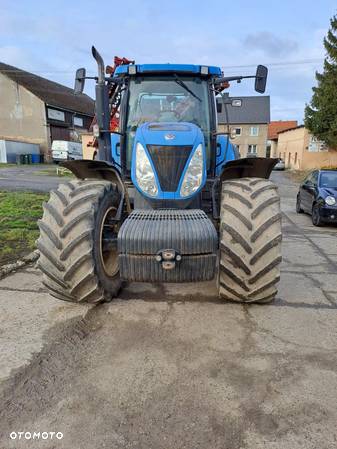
[247,144,257,154]
[250,126,259,137]
[73,116,84,128]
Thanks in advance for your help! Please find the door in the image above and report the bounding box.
[308,171,319,211]
[301,172,316,212]
[50,126,70,143]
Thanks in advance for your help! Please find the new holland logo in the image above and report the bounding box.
[164,134,175,140]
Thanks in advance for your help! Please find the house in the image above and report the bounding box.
[277,125,337,170]
[0,62,94,160]
[217,95,270,157]
[267,120,298,158]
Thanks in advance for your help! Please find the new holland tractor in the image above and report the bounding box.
[37,47,281,304]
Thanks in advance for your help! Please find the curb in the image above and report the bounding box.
[0,250,40,280]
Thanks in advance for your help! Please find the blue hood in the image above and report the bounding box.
[321,187,337,196]
[131,121,206,202]
[138,122,201,147]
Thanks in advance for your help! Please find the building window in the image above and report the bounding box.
[248,144,257,154]
[250,126,259,137]
[74,116,84,127]
[235,127,241,136]
[47,108,65,122]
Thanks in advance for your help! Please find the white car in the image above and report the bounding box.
[51,140,82,162]
[273,159,285,170]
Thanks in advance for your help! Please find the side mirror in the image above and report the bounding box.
[74,68,86,95]
[255,65,268,93]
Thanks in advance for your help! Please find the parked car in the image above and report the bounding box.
[51,140,82,162]
[296,169,337,226]
[273,159,285,170]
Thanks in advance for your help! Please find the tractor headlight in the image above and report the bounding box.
[180,144,204,197]
[325,196,336,206]
[135,142,158,197]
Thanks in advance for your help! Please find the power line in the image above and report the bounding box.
[221,58,324,70]
[0,58,325,76]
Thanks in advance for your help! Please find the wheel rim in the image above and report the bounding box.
[99,206,119,277]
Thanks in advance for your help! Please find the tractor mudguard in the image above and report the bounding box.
[219,157,278,183]
[61,159,131,214]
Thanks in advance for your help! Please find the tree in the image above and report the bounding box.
[305,15,337,149]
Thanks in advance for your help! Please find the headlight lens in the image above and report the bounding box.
[135,142,158,197]
[180,144,204,197]
[325,195,336,206]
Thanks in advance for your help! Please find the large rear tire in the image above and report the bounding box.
[219,177,282,303]
[37,179,122,303]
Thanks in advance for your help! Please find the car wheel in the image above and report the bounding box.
[312,203,323,227]
[296,194,304,213]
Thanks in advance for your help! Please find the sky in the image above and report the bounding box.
[0,0,336,123]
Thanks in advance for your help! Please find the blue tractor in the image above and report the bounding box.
[37,47,281,304]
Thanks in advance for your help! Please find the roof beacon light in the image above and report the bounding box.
[200,66,208,75]
[128,65,137,75]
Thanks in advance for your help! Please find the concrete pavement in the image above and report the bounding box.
[0,171,337,449]
[0,165,62,192]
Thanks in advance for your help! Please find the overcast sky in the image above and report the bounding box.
[1,0,336,122]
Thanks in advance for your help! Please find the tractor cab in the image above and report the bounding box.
[105,63,244,205]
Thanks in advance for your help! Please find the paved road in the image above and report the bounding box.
[0,171,337,449]
[0,165,62,192]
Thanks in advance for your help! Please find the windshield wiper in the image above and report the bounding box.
[174,75,202,102]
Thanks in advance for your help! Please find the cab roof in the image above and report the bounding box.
[113,63,222,77]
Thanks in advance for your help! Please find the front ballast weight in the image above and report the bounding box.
[118,209,218,282]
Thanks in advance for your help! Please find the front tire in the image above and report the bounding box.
[312,203,323,227]
[296,194,304,213]
[37,179,122,303]
[219,178,282,303]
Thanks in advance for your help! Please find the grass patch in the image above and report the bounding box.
[0,190,48,265]
[0,163,17,168]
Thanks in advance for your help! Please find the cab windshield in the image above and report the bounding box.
[125,76,211,169]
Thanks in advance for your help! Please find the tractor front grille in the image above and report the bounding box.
[147,145,192,192]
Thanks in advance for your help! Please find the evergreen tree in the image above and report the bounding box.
[305,15,337,148]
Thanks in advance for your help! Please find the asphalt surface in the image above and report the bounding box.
[1,171,337,449]
[0,165,61,192]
